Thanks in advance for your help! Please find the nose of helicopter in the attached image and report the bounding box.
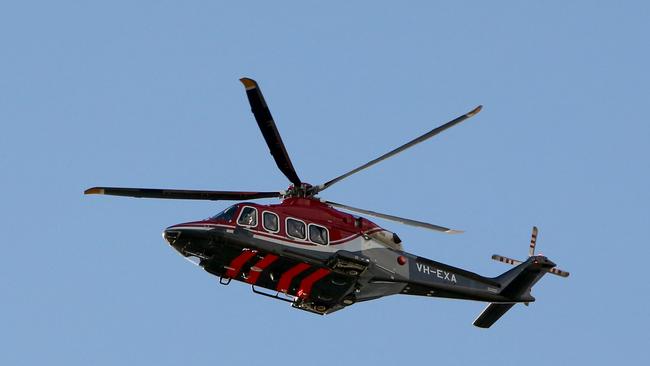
[163,228,181,246]
[162,221,208,251]
[162,220,218,267]
[162,222,195,249]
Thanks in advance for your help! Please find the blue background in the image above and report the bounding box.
[1,1,648,365]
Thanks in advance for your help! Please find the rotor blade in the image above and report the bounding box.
[84,187,281,201]
[324,200,463,234]
[491,254,523,266]
[547,267,570,278]
[240,78,302,187]
[529,226,538,257]
[316,105,482,193]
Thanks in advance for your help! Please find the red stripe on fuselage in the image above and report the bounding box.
[225,249,257,278]
[245,254,279,284]
[297,268,331,300]
[276,263,311,293]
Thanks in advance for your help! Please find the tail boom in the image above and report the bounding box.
[397,226,568,328]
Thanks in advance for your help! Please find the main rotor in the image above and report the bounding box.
[85,77,482,235]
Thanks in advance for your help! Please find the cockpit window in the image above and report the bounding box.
[237,206,258,227]
[286,218,306,240]
[263,211,279,233]
[211,205,238,222]
[309,224,329,245]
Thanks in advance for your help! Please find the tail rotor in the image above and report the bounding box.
[492,226,569,278]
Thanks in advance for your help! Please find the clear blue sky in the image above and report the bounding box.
[1,1,648,365]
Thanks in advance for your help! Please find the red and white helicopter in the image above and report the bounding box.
[86,78,568,328]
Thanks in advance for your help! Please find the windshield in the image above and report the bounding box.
[210,205,238,222]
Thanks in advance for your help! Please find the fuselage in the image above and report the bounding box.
[162,197,518,314]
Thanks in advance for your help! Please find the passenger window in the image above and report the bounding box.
[263,212,279,232]
[309,224,329,245]
[237,207,258,227]
[286,218,306,240]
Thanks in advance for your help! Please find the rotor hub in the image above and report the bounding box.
[283,183,317,198]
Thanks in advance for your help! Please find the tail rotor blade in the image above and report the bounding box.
[491,254,522,266]
[547,267,570,278]
[529,226,538,257]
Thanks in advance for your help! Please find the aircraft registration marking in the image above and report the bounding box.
[416,262,457,283]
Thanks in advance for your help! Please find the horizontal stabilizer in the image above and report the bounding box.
[473,303,515,328]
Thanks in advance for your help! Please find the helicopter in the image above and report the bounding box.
[85,77,569,328]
